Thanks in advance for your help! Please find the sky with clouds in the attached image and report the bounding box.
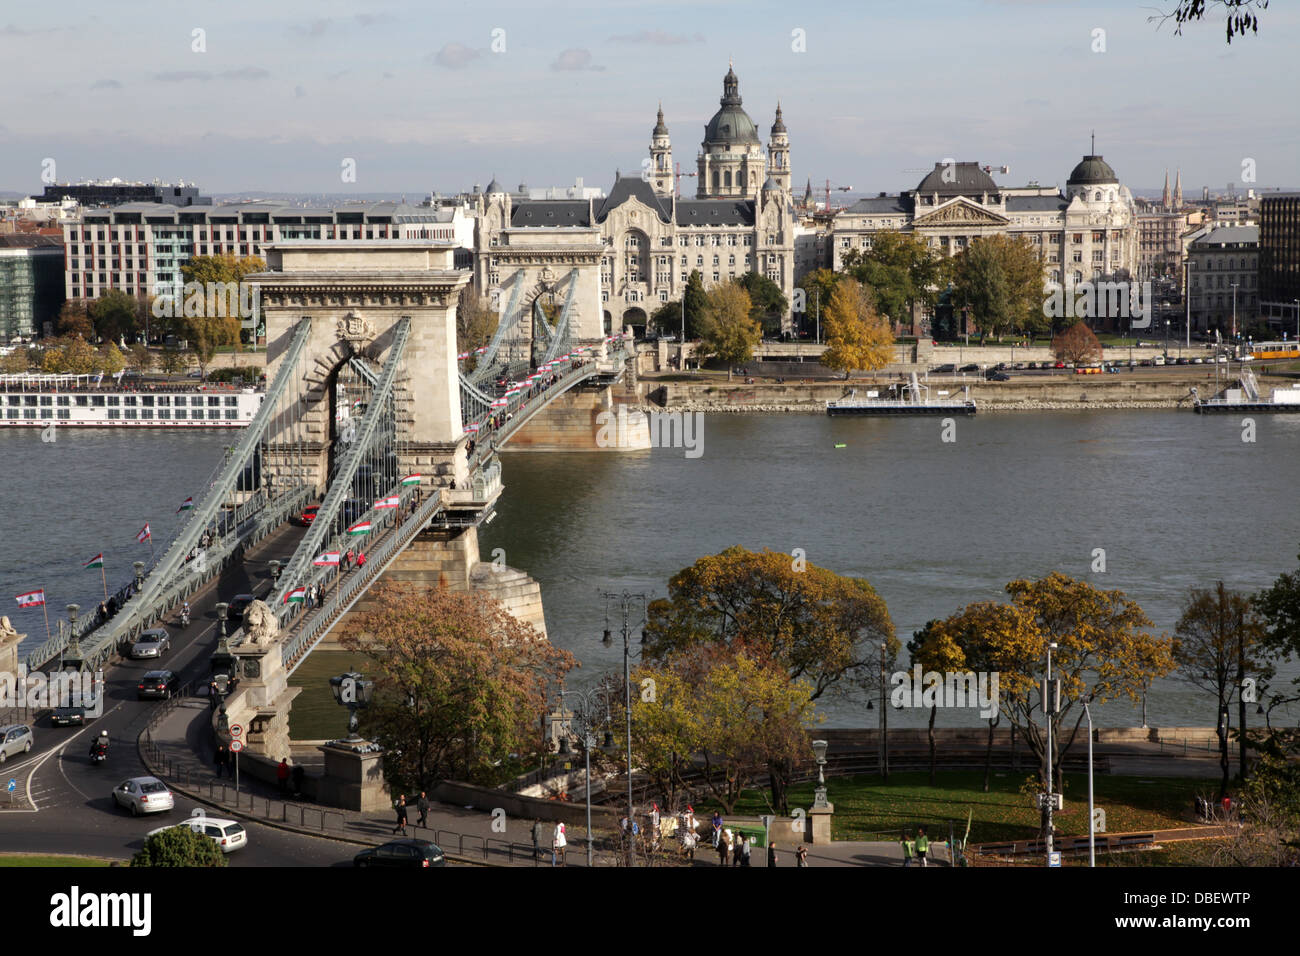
[1,0,1296,198]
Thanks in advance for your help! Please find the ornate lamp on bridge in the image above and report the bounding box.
[211,602,236,681]
[268,560,282,588]
[329,670,375,741]
[62,604,83,672]
[808,737,834,844]
[133,561,145,592]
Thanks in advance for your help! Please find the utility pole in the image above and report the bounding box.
[1043,642,1059,868]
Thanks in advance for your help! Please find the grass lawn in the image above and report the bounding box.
[715,771,1206,843]
[0,854,116,867]
[287,649,366,741]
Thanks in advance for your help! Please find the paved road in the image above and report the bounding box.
[0,520,363,866]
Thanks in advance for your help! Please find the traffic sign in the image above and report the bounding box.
[6,779,15,793]
[229,740,244,753]
[1048,851,1061,867]
[229,724,243,738]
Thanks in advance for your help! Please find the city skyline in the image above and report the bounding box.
[2,0,1297,197]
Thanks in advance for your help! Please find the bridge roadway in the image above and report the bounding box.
[0,520,369,866]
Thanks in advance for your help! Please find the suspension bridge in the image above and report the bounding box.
[27,240,634,762]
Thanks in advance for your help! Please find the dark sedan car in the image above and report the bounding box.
[354,839,447,868]
[985,371,1011,382]
[51,706,86,728]
[959,363,979,372]
[137,670,180,700]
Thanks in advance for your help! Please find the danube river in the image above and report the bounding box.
[3,411,1298,729]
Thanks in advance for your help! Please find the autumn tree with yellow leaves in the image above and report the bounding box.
[818,277,895,379]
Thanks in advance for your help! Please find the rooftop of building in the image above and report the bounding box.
[1190,224,1260,246]
[0,234,63,249]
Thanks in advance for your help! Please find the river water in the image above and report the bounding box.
[3,411,1298,730]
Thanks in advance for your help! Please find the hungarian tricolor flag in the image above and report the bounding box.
[401,474,421,486]
[176,497,194,513]
[15,590,45,608]
[83,553,104,569]
[136,524,151,543]
[346,520,372,536]
[313,552,341,566]
[283,587,306,604]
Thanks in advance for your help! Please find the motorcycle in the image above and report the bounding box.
[179,608,191,627]
[89,745,108,765]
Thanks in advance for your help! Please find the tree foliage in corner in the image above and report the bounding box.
[131,825,227,867]
[455,286,499,372]
[1152,0,1268,43]
[342,582,575,794]
[818,277,894,378]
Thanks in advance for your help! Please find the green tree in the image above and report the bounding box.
[951,235,1043,341]
[735,272,788,337]
[131,824,227,867]
[818,278,894,378]
[682,270,708,340]
[843,231,949,331]
[644,546,897,812]
[160,346,189,376]
[1172,582,1273,797]
[649,299,682,338]
[129,343,155,372]
[90,290,138,343]
[0,351,28,374]
[43,336,99,375]
[99,342,126,375]
[796,269,839,338]
[633,645,815,814]
[343,582,575,793]
[695,281,760,378]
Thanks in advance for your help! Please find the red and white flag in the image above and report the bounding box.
[15,590,45,608]
[136,524,151,543]
[313,552,341,566]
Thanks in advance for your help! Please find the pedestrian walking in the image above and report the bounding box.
[733,833,744,867]
[356,551,367,570]
[532,820,547,862]
[916,827,929,867]
[901,833,915,867]
[682,829,697,862]
[223,744,234,778]
[392,794,408,835]
[795,845,808,867]
[214,742,227,778]
[711,811,723,848]
[552,822,567,866]
[741,834,752,867]
[717,830,730,867]
[277,758,290,795]
[417,791,429,828]
[208,677,220,709]
[767,842,778,868]
[291,764,304,798]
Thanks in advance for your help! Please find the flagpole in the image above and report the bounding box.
[41,598,51,644]
[101,556,108,603]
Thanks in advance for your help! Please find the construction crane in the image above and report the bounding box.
[674,162,696,198]
[824,180,853,211]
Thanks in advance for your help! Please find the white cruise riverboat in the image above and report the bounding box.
[0,374,263,428]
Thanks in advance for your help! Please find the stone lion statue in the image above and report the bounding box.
[242,600,279,647]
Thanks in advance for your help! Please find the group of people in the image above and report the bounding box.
[900,828,931,867]
[390,792,432,835]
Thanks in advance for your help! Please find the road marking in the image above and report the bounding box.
[28,700,125,810]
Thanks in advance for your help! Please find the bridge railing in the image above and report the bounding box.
[279,488,450,674]
[25,484,313,674]
[463,338,632,469]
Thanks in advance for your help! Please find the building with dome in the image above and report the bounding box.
[474,64,797,335]
[829,150,1140,331]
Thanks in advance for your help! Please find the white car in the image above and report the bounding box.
[0,724,33,763]
[148,816,247,853]
[112,776,175,816]
[131,628,170,659]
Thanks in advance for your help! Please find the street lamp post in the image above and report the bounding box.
[599,589,649,864]
[811,739,830,809]
[1231,283,1238,347]
[1043,641,1059,868]
[1083,698,1096,868]
[559,685,614,867]
[880,642,889,782]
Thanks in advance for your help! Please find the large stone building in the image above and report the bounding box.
[1186,225,1259,335]
[474,65,797,335]
[830,152,1140,328]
